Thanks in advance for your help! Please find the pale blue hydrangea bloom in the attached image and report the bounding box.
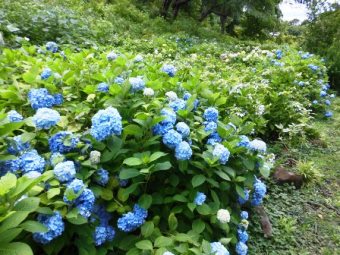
[163,130,182,149]
[20,150,45,173]
[163,252,175,255]
[93,226,115,246]
[204,121,218,133]
[249,139,267,153]
[41,68,52,80]
[240,211,249,220]
[49,131,79,154]
[238,189,250,205]
[129,77,145,92]
[95,168,109,186]
[75,188,95,218]
[114,76,124,84]
[207,132,222,146]
[28,88,55,110]
[238,135,250,148]
[175,141,192,160]
[210,242,230,255]
[50,152,65,167]
[235,242,248,255]
[107,51,118,61]
[325,100,331,106]
[251,178,267,206]
[176,122,190,138]
[7,135,30,155]
[308,64,319,71]
[213,143,230,165]
[53,161,76,182]
[24,170,42,179]
[325,111,333,118]
[320,90,327,97]
[194,192,206,205]
[169,99,186,112]
[161,64,177,77]
[237,229,249,243]
[97,82,109,93]
[33,108,60,129]
[7,110,23,122]
[46,41,58,53]
[90,107,122,141]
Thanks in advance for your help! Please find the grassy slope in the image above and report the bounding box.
[249,98,340,255]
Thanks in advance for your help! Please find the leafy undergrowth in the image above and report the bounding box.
[249,98,340,254]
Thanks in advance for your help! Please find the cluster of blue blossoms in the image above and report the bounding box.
[90,107,122,141]
[117,204,148,232]
[194,192,207,206]
[92,206,115,246]
[129,76,145,92]
[251,178,267,206]
[49,131,79,153]
[161,64,177,77]
[33,212,65,244]
[97,82,109,93]
[236,211,249,255]
[46,41,58,53]
[210,242,230,255]
[28,88,63,110]
[275,49,283,60]
[7,110,23,122]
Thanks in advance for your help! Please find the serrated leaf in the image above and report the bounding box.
[119,168,141,180]
[191,175,206,188]
[135,240,153,250]
[154,236,173,247]
[123,157,143,166]
[141,221,154,237]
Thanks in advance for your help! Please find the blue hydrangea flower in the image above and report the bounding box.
[107,51,118,61]
[207,132,222,146]
[237,229,249,243]
[46,41,58,53]
[41,68,52,80]
[194,192,206,205]
[213,143,230,165]
[204,107,219,122]
[50,152,65,167]
[308,64,319,72]
[163,130,182,149]
[204,121,218,133]
[169,99,186,112]
[236,242,248,255]
[33,212,65,244]
[92,205,112,225]
[129,77,145,92]
[117,204,148,232]
[320,91,327,97]
[114,77,124,84]
[163,252,175,255]
[325,111,333,118]
[53,94,63,105]
[7,135,30,155]
[90,107,122,141]
[240,211,249,220]
[97,82,109,93]
[75,188,95,218]
[153,122,173,136]
[210,242,230,255]
[0,158,21,175]
[325,100,331,106]
[53,161,76,182]
[93,226,107,246]
[161,64,177,77]
[275,49,283,59]
[160,108,177,125]
[7,110,23,122]
[63,178,84,203]
[33,108,60,129]
[251,178,267,206]
[312,100,318,104]
[24,170,42,179]
[49,131,79,154]
[249,139,267,153]
[20,150,45,174]
[175,141,192,160]
[322,84,329,91]
[298,81,304,87]
[183,92,192,100]
[134,55,143,62]
[176,122,190,138]
[95,168,109,186]
[28,88,55,110]
[238,189,250,205]
[238,135,250,148]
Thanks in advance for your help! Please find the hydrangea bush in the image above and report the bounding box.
[0,40,334,255]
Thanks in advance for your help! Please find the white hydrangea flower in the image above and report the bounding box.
[217,209,231,224]
[165,91,178,101]
[134,55,143,62]
[90,150,101,165]
[256,105,265,116]
[143,88,154,97]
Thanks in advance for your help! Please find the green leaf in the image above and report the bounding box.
[0,173,17,195]
[149,152,167,162]
[119,168,141,180]
[173,194,187,202]
[168,213,178,231]
[215,170,231,181]
[260,165,271,178]
[0,211,29,232]
[123,124,143,137]
[236,185,246,199]
[154,236,173,247]
[0,242,33,255]
[153,162,172,172]
[123,157,143,166]
[0,228,23,243]
[47,188,60,199]
[139,194,152,209]
[19,221,48,233]
[135,240,153,250]
[191,175,206,188]
[196,204,211,215]
[141,221,154,238]
[192,219,205,234]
